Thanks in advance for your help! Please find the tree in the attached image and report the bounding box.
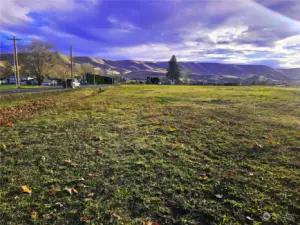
[81,63,94,75]
[53,63,70,79]
[0,61,14,78]
[73,64,84,78]
[166,55,180,82]
[94,67,104,76]
[20,40,58,85]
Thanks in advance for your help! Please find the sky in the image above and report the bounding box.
[1,0,300,68]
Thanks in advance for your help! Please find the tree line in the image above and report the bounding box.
[1,39,182,85]
[1,40,104,85]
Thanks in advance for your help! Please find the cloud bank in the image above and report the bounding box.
[1,0,300,68]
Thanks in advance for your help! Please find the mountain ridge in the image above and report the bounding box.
[1,53,299,81]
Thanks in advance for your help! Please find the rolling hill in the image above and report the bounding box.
[1,53,298,81]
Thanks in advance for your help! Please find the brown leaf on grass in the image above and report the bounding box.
[88,136,92,140]
[87,173,99,178]
[80,217,89,222]
[95,150,104,156]
[87,193,94,197]
[298,132,300,137]
[64,159,76,167]
[142,218,152,225]
[153,221,160,225]
[252,141,263,149]
[64,187,78,195]
[111,211,121,220]
[296,188,300,195]
[241,137,248,143]
[199,173,208,180]
[226,171,233,179]
[29,209,38,219]
[19,185,32,194]
[7,121,13,127]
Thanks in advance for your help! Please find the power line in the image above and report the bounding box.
[7,36,21,89]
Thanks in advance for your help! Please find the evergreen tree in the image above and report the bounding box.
[166,55,180,81]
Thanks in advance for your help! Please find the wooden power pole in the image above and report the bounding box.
[70,45,73,80]
[7,36,21,88]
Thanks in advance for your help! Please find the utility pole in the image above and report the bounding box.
[70,45,73,80]
[93,67,96,85]
[7,36,21,88]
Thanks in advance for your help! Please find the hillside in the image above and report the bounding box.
[279,68,300,81]
[0,53,297,81]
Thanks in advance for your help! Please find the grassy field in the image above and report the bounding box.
[0,85,300,225]
[0,85,51,90]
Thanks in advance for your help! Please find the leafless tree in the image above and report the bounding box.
[20,40,58,85]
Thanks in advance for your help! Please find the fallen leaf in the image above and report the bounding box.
[7,121,13,127]
[64,159,76,167]
[87,193,94,197]
[64,187,78,195]
[298,132,300,137]
[226,171,233,179]
[111,211,121,220]
[29,209,38,220]
[252,141,263,149]
[199,173,208,180]
[88,135,92,140]
[143,218,152,225]
[296,188,300,195]
[80,217,89,222]
[153,221,160,225]
[87,173,99,178]
[19,185,32,194]
[242,137,248,143]
[95,150,104,156]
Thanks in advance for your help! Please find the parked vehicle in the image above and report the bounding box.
[26,79,39,85]
[42,80,52,86]
[62,79,81,88]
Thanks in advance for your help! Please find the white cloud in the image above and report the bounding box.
[0,0,32,26]
[107,16,139,31]
[275,34,300,47]
[209,26,248,43]
[0,0,99,26]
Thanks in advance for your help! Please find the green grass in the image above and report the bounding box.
[0,85,52,90]
[0,85,300,225]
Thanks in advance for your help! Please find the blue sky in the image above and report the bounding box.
[1,0,300,68]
